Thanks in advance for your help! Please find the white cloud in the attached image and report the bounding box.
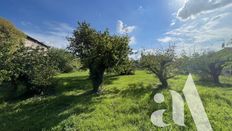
[129,48,156,60]
[158,37,174,43]
[23,22,74,48]
[177,0,232,20]
[117,20,136,34]
[116,20,136,45]
[170,21,176,26]
[170,18,176,26]
[162,5,232,55]
[129,36,136,45]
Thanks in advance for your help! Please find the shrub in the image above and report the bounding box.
[0,18,25,85]
[47,48,80,73]
[7,46,57,97]
[0,18,57,98]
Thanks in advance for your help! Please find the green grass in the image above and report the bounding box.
[0,70,231,130]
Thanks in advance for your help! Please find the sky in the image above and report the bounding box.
[1,0,232,57]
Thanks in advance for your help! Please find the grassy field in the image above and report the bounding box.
[0,70,231,130]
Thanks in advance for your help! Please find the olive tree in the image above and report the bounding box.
[140,46,178,88]
[68,22,131,93]
[190,48,232,84]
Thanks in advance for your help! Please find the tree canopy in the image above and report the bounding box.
[140,46,178,88]
[189,48,232,83]
[68,22,131,92]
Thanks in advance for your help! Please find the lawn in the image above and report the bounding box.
[0,70,231,130]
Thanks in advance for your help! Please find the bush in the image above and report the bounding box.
[0,18,59,99]
[7,46,57,98]
[48,48,80,73]
[0,18,25,85]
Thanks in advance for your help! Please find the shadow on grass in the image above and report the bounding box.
[195,80,232,88]
[0,89,101,130]
[53,75,91,91]
[53,74,119,93]
[104,75,119,85]
[117,83,163,98]
[0,73,120,130]
[201,93,232,106]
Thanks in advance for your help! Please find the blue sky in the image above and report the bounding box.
[1,0,232,55]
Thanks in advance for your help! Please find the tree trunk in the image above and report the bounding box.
[158,75,168,88]
[90,66,105,93]
[209,64,222,84]
[212,73,220,84]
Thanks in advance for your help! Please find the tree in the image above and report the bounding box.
[15,47,57,92]
[140,46,178,88]
[1,44,57,97]
[190,48,232,84]
[177,51,191,75]
[0,18,25,85]
[0,18,57,97]
[48,48,80,73]
[68,22,131,93]
[107,58,135,75]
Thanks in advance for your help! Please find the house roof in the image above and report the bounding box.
[26,35,49,48]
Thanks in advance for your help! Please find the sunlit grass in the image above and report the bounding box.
[0,70,231,130]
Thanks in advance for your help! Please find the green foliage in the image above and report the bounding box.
[108,59,135,75]
[0,18,57,97]
[68,22,131,92]
[48,48,80,73]
[2,46,57,97]
[0,18,26,85]
[177,51,191,75]
[140,46,179,88]
[189,49,232,83]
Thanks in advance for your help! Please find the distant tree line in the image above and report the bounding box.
[181,48,232,84]
[138,44,232,88]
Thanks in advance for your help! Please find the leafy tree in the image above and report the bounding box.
[107,58,135,75]
[48,48,80,73]
[177,51,191,75]
[68,22,131,93]
[15,47,57,93]
[0,18,25,85]
[0,18,57,97]
[1,44,57,97]
[140,46,178,88]
[190,48,232,84]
